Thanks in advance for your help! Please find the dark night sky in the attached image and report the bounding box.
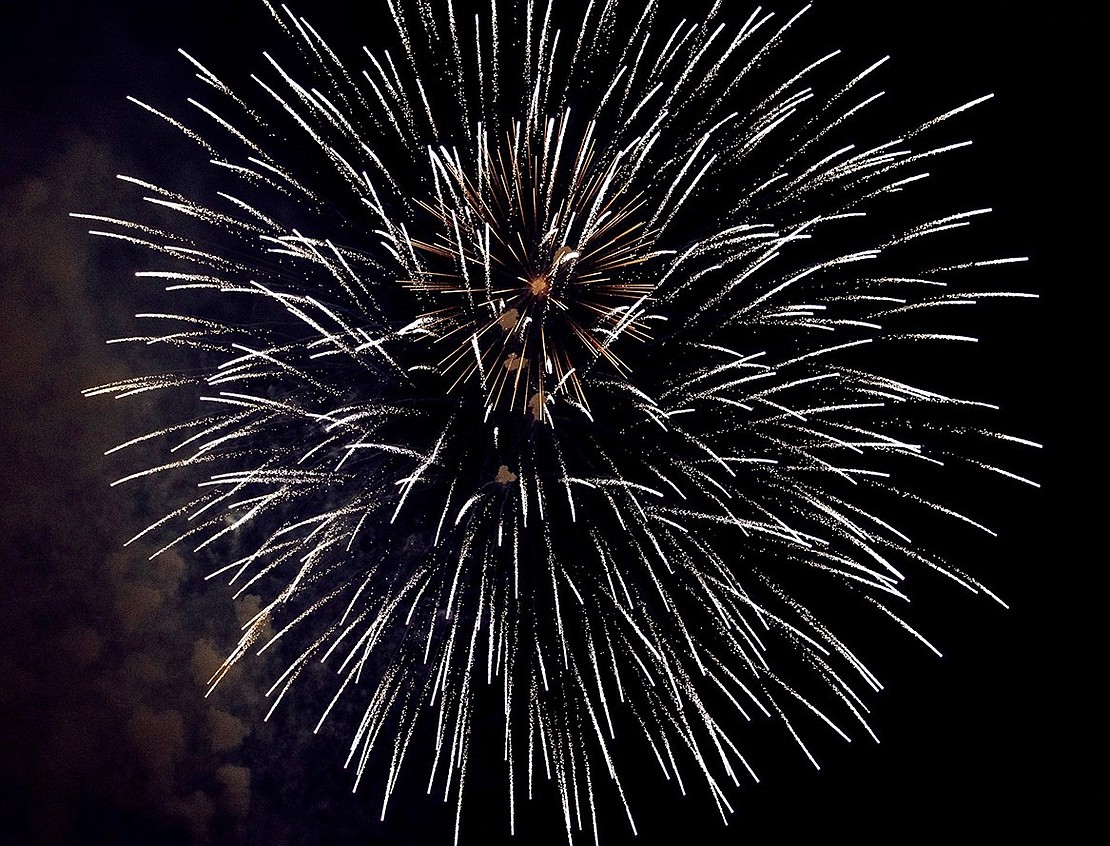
[0,2,1091,844]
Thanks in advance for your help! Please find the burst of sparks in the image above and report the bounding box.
[82,1,1037,842]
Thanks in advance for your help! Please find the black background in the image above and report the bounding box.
[0,2,1088,844]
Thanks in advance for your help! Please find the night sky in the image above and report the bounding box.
[0,2,1089,845]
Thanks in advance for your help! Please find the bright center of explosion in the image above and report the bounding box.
[408,123,657,422]
[528,274,553,298]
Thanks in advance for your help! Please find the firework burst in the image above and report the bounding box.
[82,1,1036,842]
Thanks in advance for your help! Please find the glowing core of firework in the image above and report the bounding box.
[408,115,659,420]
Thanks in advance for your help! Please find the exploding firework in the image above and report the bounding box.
[82,0,1037,842]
